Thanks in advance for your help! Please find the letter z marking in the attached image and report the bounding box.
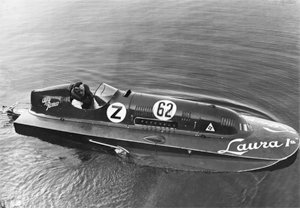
[111,105,122,119]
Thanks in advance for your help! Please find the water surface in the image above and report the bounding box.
[0,0,299,207]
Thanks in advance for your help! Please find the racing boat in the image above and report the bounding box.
[13,83,299,172]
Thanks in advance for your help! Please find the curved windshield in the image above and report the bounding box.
[94,83,118,104]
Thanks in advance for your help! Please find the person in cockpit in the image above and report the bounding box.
[70,82,94,109]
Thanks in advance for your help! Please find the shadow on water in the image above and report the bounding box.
[32,133,111,162]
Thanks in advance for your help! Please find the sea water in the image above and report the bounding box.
[0,0,299,207]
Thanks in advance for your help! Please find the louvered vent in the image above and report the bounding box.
[221,117,235,127]
[134,106,154,117]
[182,111,191,121]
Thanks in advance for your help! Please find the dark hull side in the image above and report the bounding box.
[14,111,283,172]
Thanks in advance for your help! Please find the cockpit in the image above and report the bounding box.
[93,83,118,107]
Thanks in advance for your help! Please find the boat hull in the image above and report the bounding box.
[14,110,298,172]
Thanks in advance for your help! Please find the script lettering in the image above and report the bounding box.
[218,138,285,156]
[42,97,60,111]
[218,139,248,155]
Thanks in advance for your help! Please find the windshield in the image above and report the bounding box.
[94,83,118,103]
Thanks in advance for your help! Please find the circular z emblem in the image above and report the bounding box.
[107,102,127,123]
[153,100,177,121]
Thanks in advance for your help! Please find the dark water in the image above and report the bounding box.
[1,0,299,207]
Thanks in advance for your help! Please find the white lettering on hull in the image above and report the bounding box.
[218,138,297,156]
[42,97,60,111]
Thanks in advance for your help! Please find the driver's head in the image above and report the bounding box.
[74,83,85,97]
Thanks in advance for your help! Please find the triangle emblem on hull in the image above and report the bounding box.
[206,123,215,132]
